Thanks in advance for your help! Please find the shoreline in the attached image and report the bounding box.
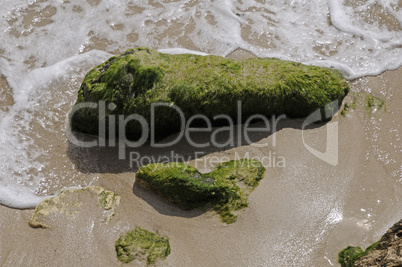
[0,61,401,265]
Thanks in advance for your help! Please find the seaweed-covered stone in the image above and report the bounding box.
[29,186,120,229]
[115,227,171,265]
[136,159,266,223]
[338,243,379,267]
[70,47,349,140]
[338,218,402,267]
[353,219,402,267]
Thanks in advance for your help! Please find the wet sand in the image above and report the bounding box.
[0,48,401,265]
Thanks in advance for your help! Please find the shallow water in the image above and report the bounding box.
[0,0,401,266]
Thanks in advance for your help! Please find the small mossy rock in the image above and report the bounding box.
[136,159,265,223]
[70,47,349,140]
[365,94,386,113]
[353,219,402,267]
[29,185,120,229]
[338,245,372,267]
[338,242,382,267]
[115,227,171,265]
[341,92,386,117]
[339,219,402,266]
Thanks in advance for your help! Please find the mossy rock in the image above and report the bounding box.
[70,47,349,140]
[341,92,386,116]
[365,94,386,113]
[29,186,120,229]
[115,227,171,265]
[341,100,357,116]
[136,159,266,224]
[338,241,380,267]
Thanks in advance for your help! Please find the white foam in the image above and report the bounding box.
[0,0,401,208]
[0,184,49,209]
[0,50,111,209]
[329,0,402,44]
[158,48,209,56]
[1,0,401,79]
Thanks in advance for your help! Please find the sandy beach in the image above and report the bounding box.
[0,1,401,266]
[1,56,401,265]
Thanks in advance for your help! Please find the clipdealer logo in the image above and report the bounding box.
[67,100,339,166]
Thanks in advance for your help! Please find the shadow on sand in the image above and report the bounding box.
[67,117,330,173]
[67,114,336,218]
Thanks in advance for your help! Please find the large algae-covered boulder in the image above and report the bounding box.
[338,219,402,267]
[29,185,120,229]
[136,159,266,223]
[115,227,171,265]
[70,47,349,140]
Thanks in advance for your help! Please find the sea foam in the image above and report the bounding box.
[0,50,111,208]
[0,0,401,208]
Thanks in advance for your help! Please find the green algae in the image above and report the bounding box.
[70,47,349,140]
[98,190,120,210]
[136,159,266,224]
[365,94,386,113]
[341,100,357,116]
[338,241,380,267]
[115,227,171,265]
[341,92,386,116]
